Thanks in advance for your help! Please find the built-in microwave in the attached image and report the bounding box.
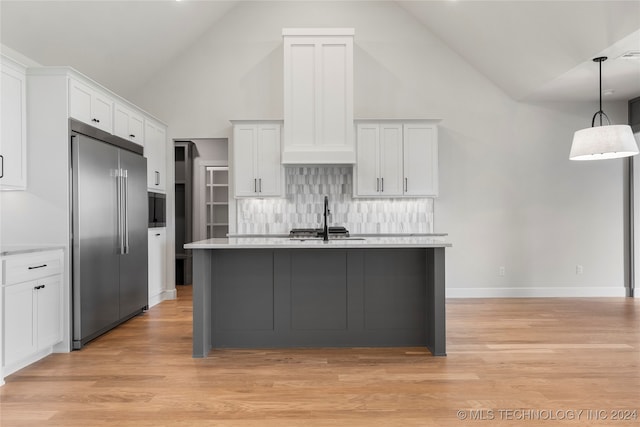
[148,191,166,228]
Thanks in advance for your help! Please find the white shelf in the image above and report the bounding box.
[205,166,229,239]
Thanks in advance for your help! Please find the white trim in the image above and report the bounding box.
[162,288,177,300]
[446,286,627,298]
[282,28,355,36]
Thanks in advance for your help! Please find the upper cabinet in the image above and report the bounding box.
[354,120,439,198]
[114,103,144,146]
[0,55,27,190]
[233,121,282,197]
[145,118,167,192]
[69,78,114,134]
[403,122,438,197]
[282,28,355,164]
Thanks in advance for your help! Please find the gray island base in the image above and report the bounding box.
[185,237,450,357]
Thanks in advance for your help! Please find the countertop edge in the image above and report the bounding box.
[1,245,66,257]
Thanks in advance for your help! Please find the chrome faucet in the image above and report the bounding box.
[322,195,330,241]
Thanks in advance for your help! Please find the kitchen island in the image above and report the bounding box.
[184,236,451,357]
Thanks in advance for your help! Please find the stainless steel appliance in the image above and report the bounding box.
[70,119,148,349]
[148,191,166,227]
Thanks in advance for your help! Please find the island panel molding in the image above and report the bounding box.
[186,236,450,357]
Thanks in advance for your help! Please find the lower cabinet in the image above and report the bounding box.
[148,228,167,307]
[2,249,63,377]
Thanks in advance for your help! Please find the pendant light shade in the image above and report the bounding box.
[570,125,638,160]
[569,57,638,161]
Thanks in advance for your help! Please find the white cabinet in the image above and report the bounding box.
[233,121,282,197]
[354,120,439,198]
[355,122,404,197]
[282,28,355,164]
[145,119,167,191]
[69,78,114,133]
[2,249,63,377]
[114,103,144,146]
[148,228,166,307]
[403,123,438,197]
[0,55,27,190]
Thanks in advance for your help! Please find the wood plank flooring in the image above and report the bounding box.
[1,286,639,426]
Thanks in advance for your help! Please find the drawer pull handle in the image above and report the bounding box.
[33,285,45,290]
[28,264,47,270]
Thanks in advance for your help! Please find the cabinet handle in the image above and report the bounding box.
[259,178,262,193]
[28,264,47,270]
[254,178,257,193]
[376,178,379,192]
[404,177,408,192]
[33,285,45,290]
[129,134,135,138]
[92,118,100,123]
[0,154,3,178]
[155,171,160,186]
[155,233,161,237]
[381,177,384,192]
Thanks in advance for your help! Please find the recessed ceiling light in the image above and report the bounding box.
[618,51,640,60]
[603,89,615,96]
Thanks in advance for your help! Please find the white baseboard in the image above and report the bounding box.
[148,288,178,309]
[162,288,177,300]
[446,286,627,298]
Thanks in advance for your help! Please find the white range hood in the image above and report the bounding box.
[282,28,355,164]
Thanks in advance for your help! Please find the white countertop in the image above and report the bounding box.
[185,236,451,249]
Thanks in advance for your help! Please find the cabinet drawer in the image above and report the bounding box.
[3,250,63,285]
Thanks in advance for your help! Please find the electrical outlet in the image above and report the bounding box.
[576,265,584,275]
[498,266,506,277]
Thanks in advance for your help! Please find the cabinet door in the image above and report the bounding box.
[91,91,113,133]
[403,123,438,197]
[355,123,380,197]
[114,104,144,146]
[36,276,62,349]
[69,78,113,133]
[129,112,144,146]
[69,78,93,124]
[379,123,403,196]
[148,228,166,304]
[145,120,167,191]
[3,281,36,367]
[0,60,27,190]
[256,124,282,196]
[233,125,258,197]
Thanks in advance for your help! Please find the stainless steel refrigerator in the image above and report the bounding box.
[71,120,148,349]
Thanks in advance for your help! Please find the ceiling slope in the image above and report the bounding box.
[398,0,640,101]
[1,1,639,102]
[0,0,237,97]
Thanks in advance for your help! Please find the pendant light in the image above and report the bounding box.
[569,56,638,161]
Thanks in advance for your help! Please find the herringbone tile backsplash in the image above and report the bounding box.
[236,167,434,234]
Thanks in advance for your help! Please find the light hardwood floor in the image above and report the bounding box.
[1,286,639,426]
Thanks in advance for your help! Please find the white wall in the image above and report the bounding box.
[129,1,628,297]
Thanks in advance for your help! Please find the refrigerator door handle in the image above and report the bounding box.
[123,169,129,254]
[116,169,124,254]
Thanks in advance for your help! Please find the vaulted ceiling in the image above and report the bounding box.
[1,1,639,103]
